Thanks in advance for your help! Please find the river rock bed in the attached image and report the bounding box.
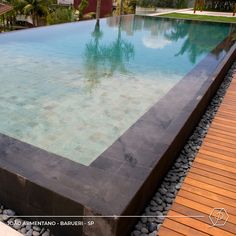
[131,62,236,236]
[0,205,53,236]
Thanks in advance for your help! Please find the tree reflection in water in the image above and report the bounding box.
[83,17,134,92]
[165,20,236,63]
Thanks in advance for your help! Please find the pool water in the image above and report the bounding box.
[0,15,232,165]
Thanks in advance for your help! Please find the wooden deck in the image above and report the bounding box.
[158,76,236,236]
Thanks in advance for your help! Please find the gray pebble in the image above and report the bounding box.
[33,226,41,232]
[141,227,149,234]
[2,215,10,221]
[148,231,157,236]
[135,223,142,231]
[141,217,147,224]
[165,198,172,204]
[147,217,155,223]
[156,217,164,224]
[175,183,182,190]
[150,200,157,206]
[26,229,33,236]
[33,231,40,236]
[20,228,27,234]
[147,222,157,232]
[42,231,50,236]
[26,225,32,230]
[13,224,21,230]
[167,193,175,198]
[150,206,159,212]
[132,230,141,236]
[156,205,164,211]
[3,209,15,216]
[159,188,167,195]
[155,198,162,205]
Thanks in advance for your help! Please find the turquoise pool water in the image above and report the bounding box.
[0,15,232,165]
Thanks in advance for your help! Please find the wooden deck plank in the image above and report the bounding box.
[159,76,236,235]
[177,189,236,216]
[194,158,236,174]
[217,112,236,120]
[159,218,209,236]
[158,226,184,236]
[174,196,236,224]
[196,154,236,167]
[168,210,235,236]
[181,183,236,208]
[186,172,236,193]
[209,127,236,138]
[184,177,236,199]
[191,162,236,180]
[217,111,236,119]
[190,166,236,187]
[214,116,236,125]
[171,203,236,234]
[197,151,236,165]
[206,133,236,143]
[211,124,236,134]
[203,137,236,150]
[201,144,236,157]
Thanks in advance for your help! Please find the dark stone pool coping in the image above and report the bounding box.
[0,22,236,236]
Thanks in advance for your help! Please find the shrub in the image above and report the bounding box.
[136,0,187,8]
[47,7,74,25]
[78,0,89,18]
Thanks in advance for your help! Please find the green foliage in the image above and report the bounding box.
[22,0,49,16]
[78,0,88,18]
[137,0,156,8]
[175,0,187,8]
[8,0,51,26]
[136,0,187,8]
[116,0,137,14]
[47,7,74,25]
[161,12,236,23]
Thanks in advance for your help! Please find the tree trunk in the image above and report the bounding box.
[120,0,124,15]
[96,0,101,20]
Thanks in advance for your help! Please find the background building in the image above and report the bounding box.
[58,0,113,17]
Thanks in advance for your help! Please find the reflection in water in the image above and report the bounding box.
[84,20,104,92]
[106,16,235,64]
[164,20,236,63]
[84,17,134,91]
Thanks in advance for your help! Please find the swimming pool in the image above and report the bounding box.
[0,15,232,165]
[0,15,236,236]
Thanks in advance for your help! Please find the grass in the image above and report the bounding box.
[159,13,236,23]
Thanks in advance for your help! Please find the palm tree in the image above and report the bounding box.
[120,0,124,15]
[20,0,49,26]
[96,0,101,21]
